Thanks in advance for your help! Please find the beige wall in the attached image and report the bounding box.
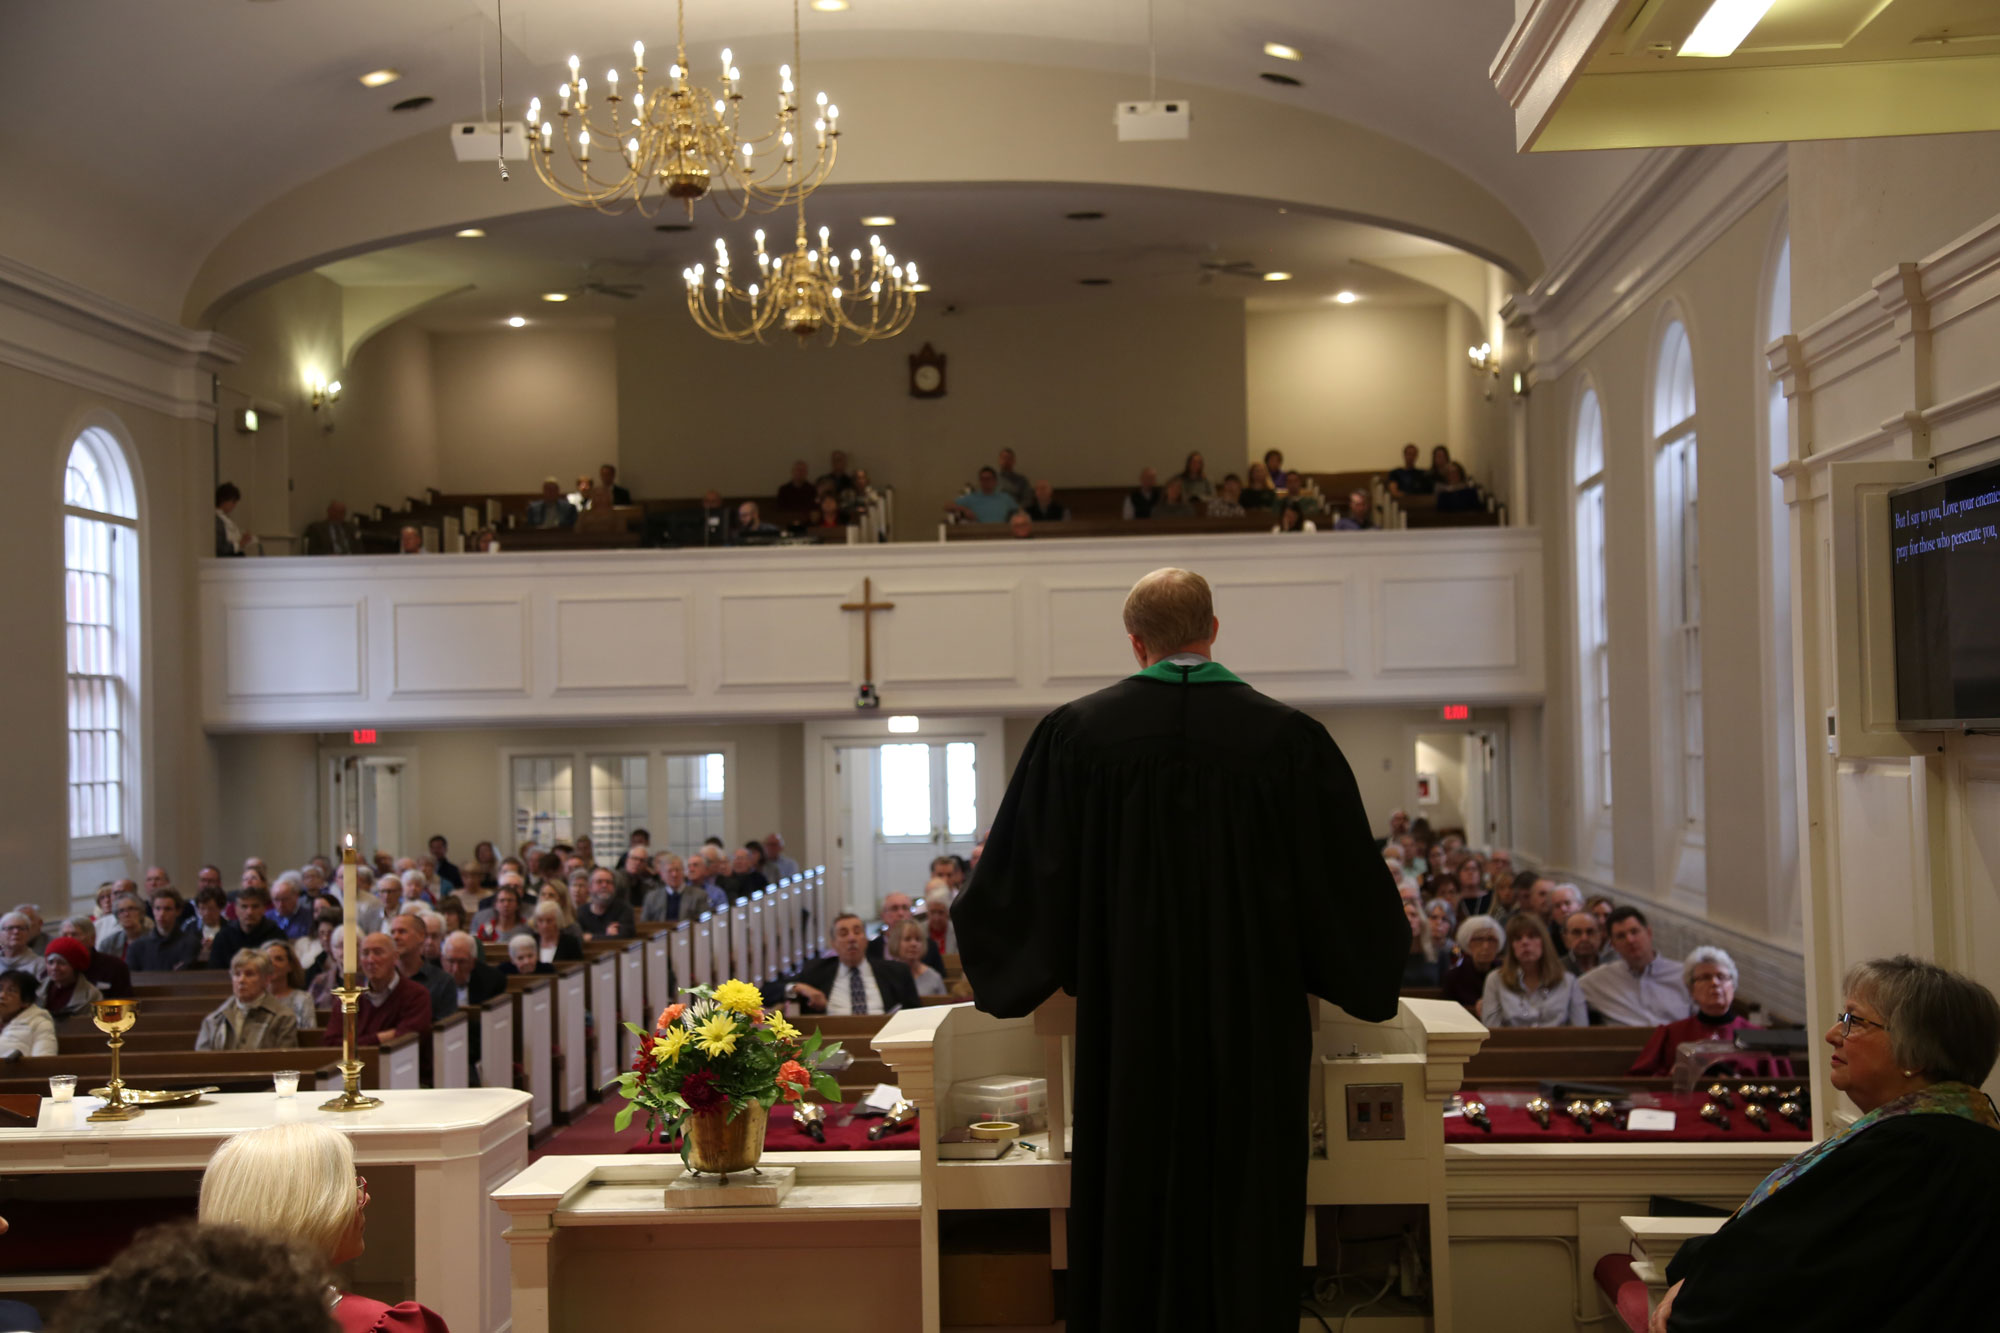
[1246,304,1449,474]
[431,326,618,495]
[208,723,808,872]
[0,361,210,910]
[615,298,1249,528]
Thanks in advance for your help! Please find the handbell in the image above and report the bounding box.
[1566,1099,1594,1134]
[867,1098,917,1141]
[794,1102,827,1143]
[1744,1103,1772,1132]
[1706,1083,1734,1109]
[1590,1098,1618,1129]
[1778,1100,1809,1130]
[1462,1100,1491,1134]
[1525,1096,1551,1130]
[1701,1100,1731,1130]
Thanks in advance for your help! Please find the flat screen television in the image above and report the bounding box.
[1890,456,2000,728]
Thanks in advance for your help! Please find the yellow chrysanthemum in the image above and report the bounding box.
[764,1011,801,1043]
[654,1027,689,1062]
[694,1011,741,1057]
[713,979,764,1017]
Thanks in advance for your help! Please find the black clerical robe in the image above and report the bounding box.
[956,658,1408,1332]
[1665,1113,2000,1331]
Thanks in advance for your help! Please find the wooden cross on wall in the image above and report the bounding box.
[840,577,895,710]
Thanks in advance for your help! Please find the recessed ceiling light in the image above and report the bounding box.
[1078,278,1113,286]
[1680,0,1778,58]
[1259,71,1302,87]
[541,292,570,302]
[1334,291,1358,304]
[1065,210,1106,221]
[454,228,485,238]
[358,69,402,88]
[390,95,434,112]
[1263,271,1293,282]
[507,316,527,327]
[860,215,896,226]
[812,0,849,9]
[1263,42,1302,61]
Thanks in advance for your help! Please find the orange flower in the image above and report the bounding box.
[656,1004,685,1032]
[777,1060,810,1103]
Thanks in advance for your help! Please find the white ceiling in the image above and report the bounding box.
[0,0,1651,320]
[319,182,1468,328]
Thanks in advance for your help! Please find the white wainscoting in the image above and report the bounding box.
[197,529,1545,731]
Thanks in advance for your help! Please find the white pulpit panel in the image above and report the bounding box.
[554,595,689,692]
[1044,582,1134,683]
[1378,573,1520,672]
[1212,576,1349,676]
[223,600,364,697]
[391,598,528,695]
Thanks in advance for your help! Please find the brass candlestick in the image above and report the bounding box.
[319,975,383,1113]
[87,999,141,1121]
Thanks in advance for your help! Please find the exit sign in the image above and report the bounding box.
[352,729,378,745]
[1441,705,1470,722]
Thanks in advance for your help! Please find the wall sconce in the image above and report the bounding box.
[310,378,343,431]
[1467,342,1500,399]
[234,408,260,434]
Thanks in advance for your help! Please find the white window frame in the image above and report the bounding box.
[1760,215,1801,939]
[1651,313,1705,899]
[1571,381,1612,873]
[63,424,143,887]
[497,744,739,860]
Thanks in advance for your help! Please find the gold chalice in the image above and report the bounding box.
[87,999,140,1121]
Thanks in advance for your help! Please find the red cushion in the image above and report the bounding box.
[1593,1253,1650,1333]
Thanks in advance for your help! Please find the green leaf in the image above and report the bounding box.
[613,1101,636,1134]
[811,1073,843,1104]
[623,1020,649,1037]
[803,1030,823,1059]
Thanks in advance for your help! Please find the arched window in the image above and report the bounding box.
[1652,319,1702,850]
[1572,385,1612,869]
[63,428,139,854]
[1764,234,1798,929]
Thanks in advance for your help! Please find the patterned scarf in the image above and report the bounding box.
[1736,1081,2000,1217]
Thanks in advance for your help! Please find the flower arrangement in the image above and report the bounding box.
[614,979,845,1153]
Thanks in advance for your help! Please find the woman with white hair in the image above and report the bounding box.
[1628,945,1787,1077]
[199,1122,450,1332]
[1441,914,1503,1015]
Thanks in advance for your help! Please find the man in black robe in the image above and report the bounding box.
[956,566,1408,1332]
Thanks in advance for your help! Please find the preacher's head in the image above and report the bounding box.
[1123,568,1219,667]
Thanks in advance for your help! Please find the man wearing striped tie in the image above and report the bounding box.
[782,913,921,1015]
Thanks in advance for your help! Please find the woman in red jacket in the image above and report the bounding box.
[200,1122,450,1333]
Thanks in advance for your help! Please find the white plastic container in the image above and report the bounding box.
[949,1074,1048,1134]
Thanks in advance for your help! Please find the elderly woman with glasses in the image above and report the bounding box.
[1650,955,2000,1333]
[200,1122,450,1332]
[1627,946,1789,1078]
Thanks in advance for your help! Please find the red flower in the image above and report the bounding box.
[632,1041,658,1077]
[680,1067,728,1115]
[777,1060,810,1103]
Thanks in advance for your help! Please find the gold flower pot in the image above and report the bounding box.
[683,1101,768,1176]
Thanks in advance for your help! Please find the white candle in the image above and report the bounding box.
[342,838,359,976]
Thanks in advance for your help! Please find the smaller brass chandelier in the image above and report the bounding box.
[525,0,838,219]
[684,204,922,346]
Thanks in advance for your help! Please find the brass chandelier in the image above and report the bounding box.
[525,0,838,218]
[684,204,921,346]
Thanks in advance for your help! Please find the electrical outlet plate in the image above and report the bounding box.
[1114,99,1191,141]
[1344,1083,1405,1141]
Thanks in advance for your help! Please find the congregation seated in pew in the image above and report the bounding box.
[194,949,300,1052]
[0,971,57,1059]
[41,937,103,1018]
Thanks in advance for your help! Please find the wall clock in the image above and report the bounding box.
[909,342,947,399]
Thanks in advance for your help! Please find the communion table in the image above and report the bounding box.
[495,1152,923,1333]
[0,1088,531,1333]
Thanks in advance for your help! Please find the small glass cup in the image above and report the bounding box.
[48,1074,76,1102]
[272,1070,300,1098]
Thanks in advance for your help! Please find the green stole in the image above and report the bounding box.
[1131,658,1245,686]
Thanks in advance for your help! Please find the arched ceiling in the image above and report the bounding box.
[0,0,1651,324]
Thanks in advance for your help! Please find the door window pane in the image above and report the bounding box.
[879,743,932,839]
[664,752,727,852]
[512,755,575,848]
[945,742,977,837]
[590,754,647,847]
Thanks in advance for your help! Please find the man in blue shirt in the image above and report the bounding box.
[1387,443,1431,498]
[945,467,1021,524]
[526,477,577,528]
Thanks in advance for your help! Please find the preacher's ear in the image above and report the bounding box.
[1128,633,1149,667]
[1208,616,1220,644]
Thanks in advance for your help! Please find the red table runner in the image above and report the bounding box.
[627,1102,918,1154]
[1446,1090,1809,1145]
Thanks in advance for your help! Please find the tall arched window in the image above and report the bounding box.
[1572,384,1612,869]
[63,428,139,854]
[1652,319,1702,856]
[1764,234,1799,931]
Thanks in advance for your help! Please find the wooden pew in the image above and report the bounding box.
[0,1060,342,1097]
[506,974,555,1134]
[944,513,1279,542]
[425,1009,472,1089]
[550,961,588,1118]
[470,993,515,1092]
[0,1036,423,1093]
[581,945,621,1096]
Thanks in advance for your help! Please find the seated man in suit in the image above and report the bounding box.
[438,929,506,1080]
[782,913,921,1015]
[598,462,633,506]
[194,949,300,1051]
[733,501,783,546]
[301,500,356,555]
[865,892,944,972]
[526,477,578,529]
[576,868,636,940]
[211,884,286,965]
